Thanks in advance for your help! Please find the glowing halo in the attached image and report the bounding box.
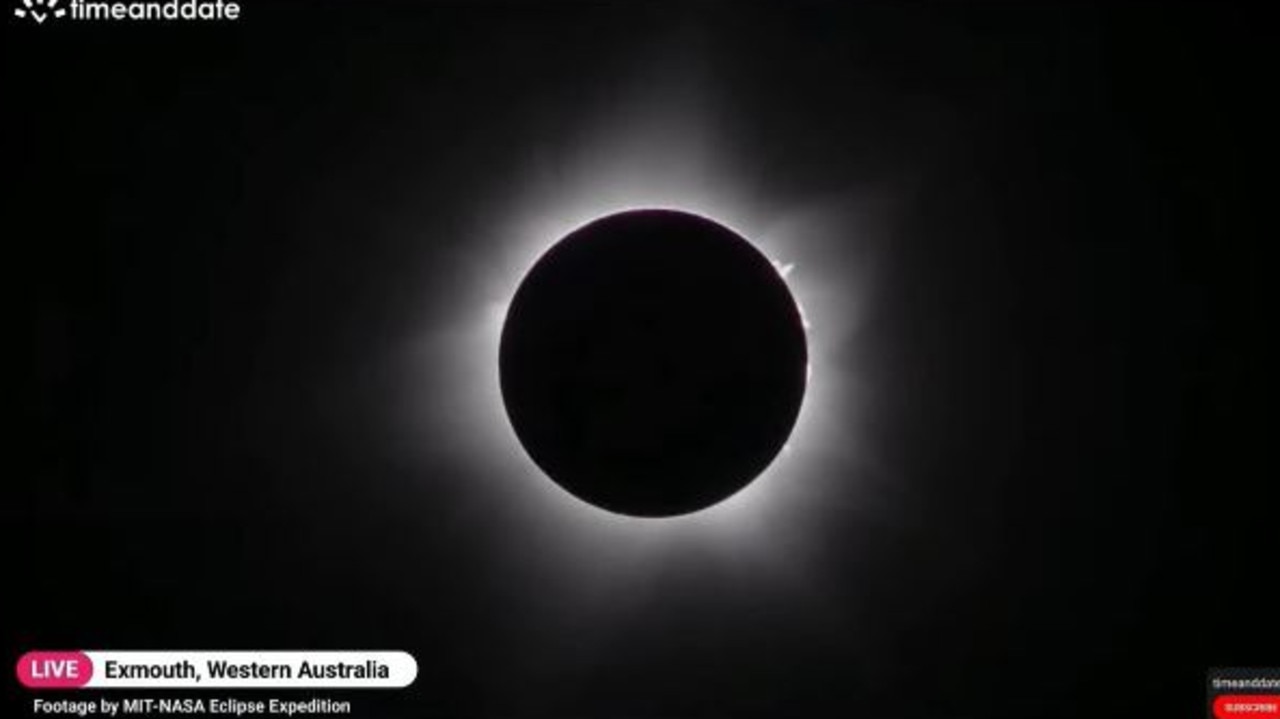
[391,60,891,597]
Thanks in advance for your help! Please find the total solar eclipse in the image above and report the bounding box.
[499,209,809,517]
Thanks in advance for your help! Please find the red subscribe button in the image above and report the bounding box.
[1216,695,1280,719]
[15,652,93,689]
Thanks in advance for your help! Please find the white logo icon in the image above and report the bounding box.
[14,0,66,23]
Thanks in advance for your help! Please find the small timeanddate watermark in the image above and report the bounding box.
[1209,668,1280,719]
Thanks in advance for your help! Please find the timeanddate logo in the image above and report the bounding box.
[12,0,240,24]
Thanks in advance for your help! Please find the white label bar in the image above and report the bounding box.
[17,651,417,689]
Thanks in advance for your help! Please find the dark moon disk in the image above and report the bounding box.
[499,209,809,517]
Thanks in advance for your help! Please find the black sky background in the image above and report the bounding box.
[7,2,1269,718]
